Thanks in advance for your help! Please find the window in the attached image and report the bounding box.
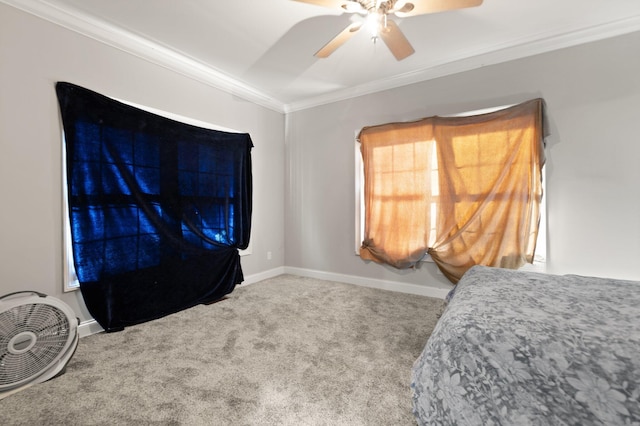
[57,82,252,331]
[62,97,252,292]
[355,100,547,282]
[356,138,447,255]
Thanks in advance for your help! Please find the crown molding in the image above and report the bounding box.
[1,0,286,113]
[3,0,640,114]
[285,14,640,112]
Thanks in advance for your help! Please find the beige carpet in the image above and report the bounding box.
[0,274,445,425]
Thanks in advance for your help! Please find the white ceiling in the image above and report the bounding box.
[5,0,640,112]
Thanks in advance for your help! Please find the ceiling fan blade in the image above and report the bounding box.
[291,0,364,13]
[393,0,483,17]
[315,22,362,58]
[379,19,414,61]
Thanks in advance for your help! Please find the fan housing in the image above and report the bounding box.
[0,291,79,399]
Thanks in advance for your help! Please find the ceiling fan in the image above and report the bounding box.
[293,0,483,60]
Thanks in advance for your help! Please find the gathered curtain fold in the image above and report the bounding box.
[358,99,547,283]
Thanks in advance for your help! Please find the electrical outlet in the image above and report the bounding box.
[267,251,272,260]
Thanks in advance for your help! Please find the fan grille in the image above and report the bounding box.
[0,302,71,388]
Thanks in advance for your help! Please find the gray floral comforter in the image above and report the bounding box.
[411,265,640,425]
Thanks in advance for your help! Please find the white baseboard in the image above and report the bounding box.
[241,267,286,286]
[283,266,451,300]
[78,319,104,338]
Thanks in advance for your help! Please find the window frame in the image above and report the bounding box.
[62,100,252,292]
[354,105,546,271]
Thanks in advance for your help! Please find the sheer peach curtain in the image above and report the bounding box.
[358,99,547,283]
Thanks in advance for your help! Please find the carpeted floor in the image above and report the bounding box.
[0,275,445,425]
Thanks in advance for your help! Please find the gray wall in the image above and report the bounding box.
[0,4,285,323]
[285,31,640,290]
[2,2,639,325]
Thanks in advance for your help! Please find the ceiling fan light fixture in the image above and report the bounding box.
[365,12,382,39]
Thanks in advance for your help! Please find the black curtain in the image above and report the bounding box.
[56,82,253,332]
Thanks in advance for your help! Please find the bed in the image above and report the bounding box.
[411,265,640,425]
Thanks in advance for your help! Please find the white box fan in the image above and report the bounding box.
[0,291,79,399]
